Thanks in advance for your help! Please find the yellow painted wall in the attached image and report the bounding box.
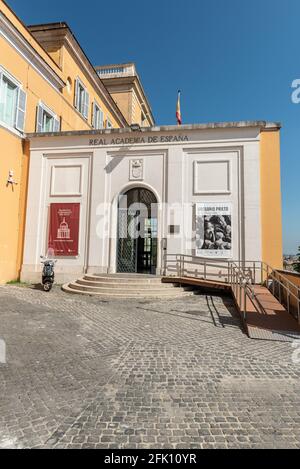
[0,37,85,132]
[16,139,30,281]
[0,36,120,132]
[0,1,63,80]
[131,90,140,125]
[130,88,152,127]
[260,130,283,269]
[111,89,152,127]
[0,0,124,282]
[110,91,132,125]
[109,88,152,126]
[45,45,63,69]
[0,128,24,282]
[60,45,120,128]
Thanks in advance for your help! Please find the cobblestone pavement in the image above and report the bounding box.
[0,284,299,449]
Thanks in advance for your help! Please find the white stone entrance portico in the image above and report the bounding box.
[21,122,280,284]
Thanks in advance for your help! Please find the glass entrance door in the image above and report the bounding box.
[117,188,158,274]
[137,218,158,274]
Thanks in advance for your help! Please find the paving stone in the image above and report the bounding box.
[0,284,299,449]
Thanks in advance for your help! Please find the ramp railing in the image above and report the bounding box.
[164,254,261,284]
[163,254,300,324]
[261,263,300,323]
[229,261,263,322]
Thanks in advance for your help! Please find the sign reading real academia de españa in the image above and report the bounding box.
[88,135,189,146]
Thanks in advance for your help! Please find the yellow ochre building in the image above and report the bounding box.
[0,0,282,285]
[0,0,153,283]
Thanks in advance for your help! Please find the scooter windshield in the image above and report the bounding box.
[46,247,55,259]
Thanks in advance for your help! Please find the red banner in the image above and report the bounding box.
[48,203,80,256]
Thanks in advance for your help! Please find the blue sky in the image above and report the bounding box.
[7,0,300,254]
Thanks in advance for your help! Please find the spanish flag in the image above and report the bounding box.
[176,90,182,125]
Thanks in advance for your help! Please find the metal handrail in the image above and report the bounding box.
[163,254,300,324]
[229,261,259,322]
[260,263,300,322]
[262,262,300,294]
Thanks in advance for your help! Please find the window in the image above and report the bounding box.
[106,118,113,129]
[0,67,26,132]
[74,78,89,119]
[36,102,60,133]
[92,101,103,129]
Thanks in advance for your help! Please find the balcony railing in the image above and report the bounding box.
[96,64,135,79]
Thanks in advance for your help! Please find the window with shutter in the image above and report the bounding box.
[36,102,60,133]
[0,66,26,133]
[93,101,104,129]
[74,77,89,119]
[36,104,44,132]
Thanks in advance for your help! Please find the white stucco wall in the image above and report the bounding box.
[21,125,263,283]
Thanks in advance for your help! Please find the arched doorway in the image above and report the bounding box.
[116,187,158,274]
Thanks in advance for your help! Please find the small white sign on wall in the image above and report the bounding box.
[195,202,232,258]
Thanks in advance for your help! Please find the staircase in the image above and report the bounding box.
[62,273,192,299]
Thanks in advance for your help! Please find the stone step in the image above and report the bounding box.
[67,282,186,295]
[62,283,192,298]
[76,278,176,289]
[83,274,164,284]
[62,273,193,298]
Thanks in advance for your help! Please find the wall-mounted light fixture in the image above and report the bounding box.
[6,170,18,190]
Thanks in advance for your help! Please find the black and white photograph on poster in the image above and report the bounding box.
[196,203,232,258]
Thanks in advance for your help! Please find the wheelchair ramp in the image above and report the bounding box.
[245,285,300,342]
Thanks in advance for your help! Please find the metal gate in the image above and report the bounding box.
[116,188,158,274]
[117,209,137,273]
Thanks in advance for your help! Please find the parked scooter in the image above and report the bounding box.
[40,248,57,292]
